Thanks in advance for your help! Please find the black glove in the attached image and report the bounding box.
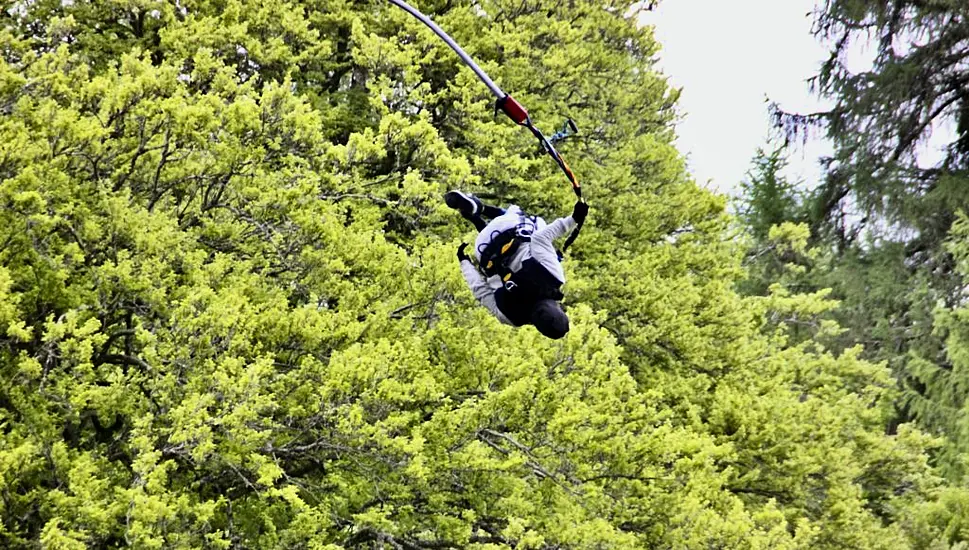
[457,242,470,262]
[572,200,589,224]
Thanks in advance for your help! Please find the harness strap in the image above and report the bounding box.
[478,211,537,278]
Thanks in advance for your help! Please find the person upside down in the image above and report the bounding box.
[445,190,589,339]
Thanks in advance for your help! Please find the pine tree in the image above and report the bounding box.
[0,0,966,547]
[766,0,969,478]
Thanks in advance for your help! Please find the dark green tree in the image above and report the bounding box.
[737,147,806,241]
[767,0,969,478]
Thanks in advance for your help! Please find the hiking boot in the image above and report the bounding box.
[444,190,483,218]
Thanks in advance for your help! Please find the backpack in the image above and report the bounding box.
[477,213,538,282]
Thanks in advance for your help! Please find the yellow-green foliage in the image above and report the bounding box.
[0,1,964,548]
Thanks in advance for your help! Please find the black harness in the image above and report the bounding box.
[476,213,539,283]
[476,212,564,326]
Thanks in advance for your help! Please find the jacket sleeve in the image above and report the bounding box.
[535,216,578,244]
[460,260,513,325]
[527,216,578,284]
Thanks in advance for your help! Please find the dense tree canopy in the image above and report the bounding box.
[1,0,967,548]
[759,0,969,481]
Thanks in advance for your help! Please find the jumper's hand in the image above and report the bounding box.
[457,242,470,262]
[572,200,589,224]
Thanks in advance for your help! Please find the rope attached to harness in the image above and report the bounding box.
[388,0,586,253]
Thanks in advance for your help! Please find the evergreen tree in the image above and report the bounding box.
[767,0,969,477]
[734,147,815,301]
[0,0,966,547]
[738,147,806,241]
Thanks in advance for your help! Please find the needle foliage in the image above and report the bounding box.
[1,0,965,547]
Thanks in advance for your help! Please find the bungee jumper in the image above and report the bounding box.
[447,191,588,339]
[388,0,589,338]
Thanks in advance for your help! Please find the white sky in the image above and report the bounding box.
[640,0,834,196]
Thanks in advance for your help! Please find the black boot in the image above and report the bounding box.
[444,190,484,218]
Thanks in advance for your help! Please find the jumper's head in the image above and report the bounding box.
[530,299,569,340]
